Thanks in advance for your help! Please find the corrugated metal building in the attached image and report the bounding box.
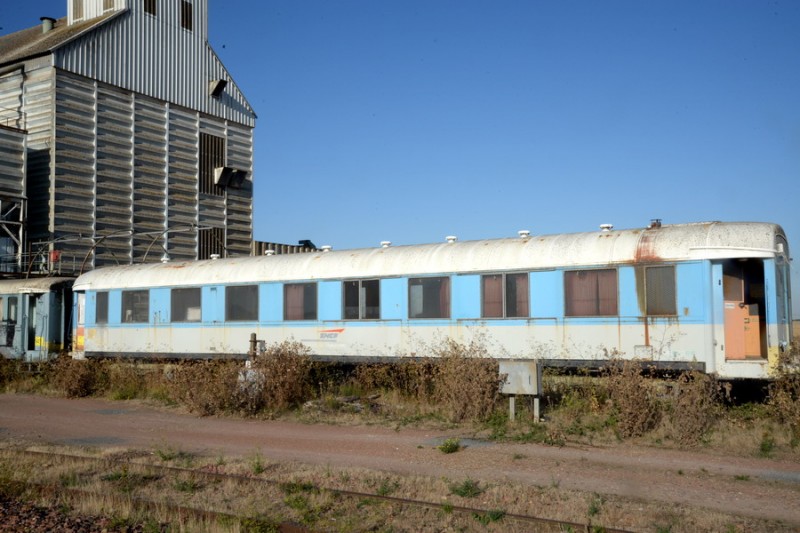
[0,0,256,272]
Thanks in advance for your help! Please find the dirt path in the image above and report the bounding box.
[2,393,800,526]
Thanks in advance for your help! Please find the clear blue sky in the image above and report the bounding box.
[4,1,800,314]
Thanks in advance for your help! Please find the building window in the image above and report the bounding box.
[200,133,225,196]
[144,0,156,16]
[343,279,380,320]
[73,1,84,20]
[564,269,617,317]
[96,291,109,324]
[284,283,317,320]
[171,287,201,322]
[225,285,258,321]
[482,273,529,318]
[181,0,193,30]
[199,227,225,260]
[409,277,450,319]
[122,290,149,323]
[645,266,676,316]
[103,0,114,11]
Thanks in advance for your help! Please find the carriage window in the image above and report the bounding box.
[645,266,676,316]
[96,291,109,324]
[285,283,317,320]
[144,0,156,16]
[122,290,149,323]
[564,269,617,316]
[225,285,258,321]
[172,287,201,322]
[344,279,380,320]
[409,277,450,319]
[482,273,529,318]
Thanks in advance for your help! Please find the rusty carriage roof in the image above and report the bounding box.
[73,221,788,291]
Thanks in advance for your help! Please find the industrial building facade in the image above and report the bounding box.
[0,0,256,273]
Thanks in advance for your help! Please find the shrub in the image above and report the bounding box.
[170,359,241,415]
[431,339,504,423]
[47,356,110,398]
[605,358,661,438]
[250,341,313,413]
[438,437,461,454]
[0,356,23,391]
[668,371,721,446]
[769,342,800,445]
[107,360,148,400]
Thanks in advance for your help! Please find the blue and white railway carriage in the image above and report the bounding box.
[72,222,792,379]
[0,277,74,362]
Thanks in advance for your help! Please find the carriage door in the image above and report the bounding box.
[27,294,41,351]
[723,260,765,360]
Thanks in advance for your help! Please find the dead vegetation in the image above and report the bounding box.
[1,340,800,531]
[2,339,800,456]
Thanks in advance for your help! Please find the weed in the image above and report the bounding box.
[376,478,399,496]
[174,477,200,493]
[449,478,483,498]
[240,515,281,533]
[250,452,266,475]
[734,474,750,481]
[441,502,454,514]
[512,453,526,460]
[588,494,604,517]
[58,471,79,487]
[759,432,776,457]
[438,437,461,454]
[473,509,506,524]
[280,481,317,495]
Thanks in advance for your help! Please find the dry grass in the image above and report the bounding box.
[0,445,791,533]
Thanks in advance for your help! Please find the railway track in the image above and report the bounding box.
[2,449,632,532]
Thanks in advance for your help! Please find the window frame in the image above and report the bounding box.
[564,268,618,317]
[343,279,380,320]
[225,285,259,322]
[121,290,149,323]
[408,276,450,319]
[644,265,677,316]
[481,272,529,319]
[284,282,318,321]
[171,287,202,323]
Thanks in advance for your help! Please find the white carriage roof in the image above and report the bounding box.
[0,277,75,294]
[73,222,787,291]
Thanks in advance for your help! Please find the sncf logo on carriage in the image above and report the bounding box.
[320,328,345,340]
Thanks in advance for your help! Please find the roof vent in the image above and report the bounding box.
[599,224,613,232]
[446,236,457,243]
[648,218,662,229]
[380,241,391,248]
[210,254,220,260]
[518,230,531,239]
[264,249,275,256]
[321,245,332,252]
[40,17,56,33]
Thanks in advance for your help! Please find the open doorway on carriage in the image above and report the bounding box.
[723,259,766,360]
